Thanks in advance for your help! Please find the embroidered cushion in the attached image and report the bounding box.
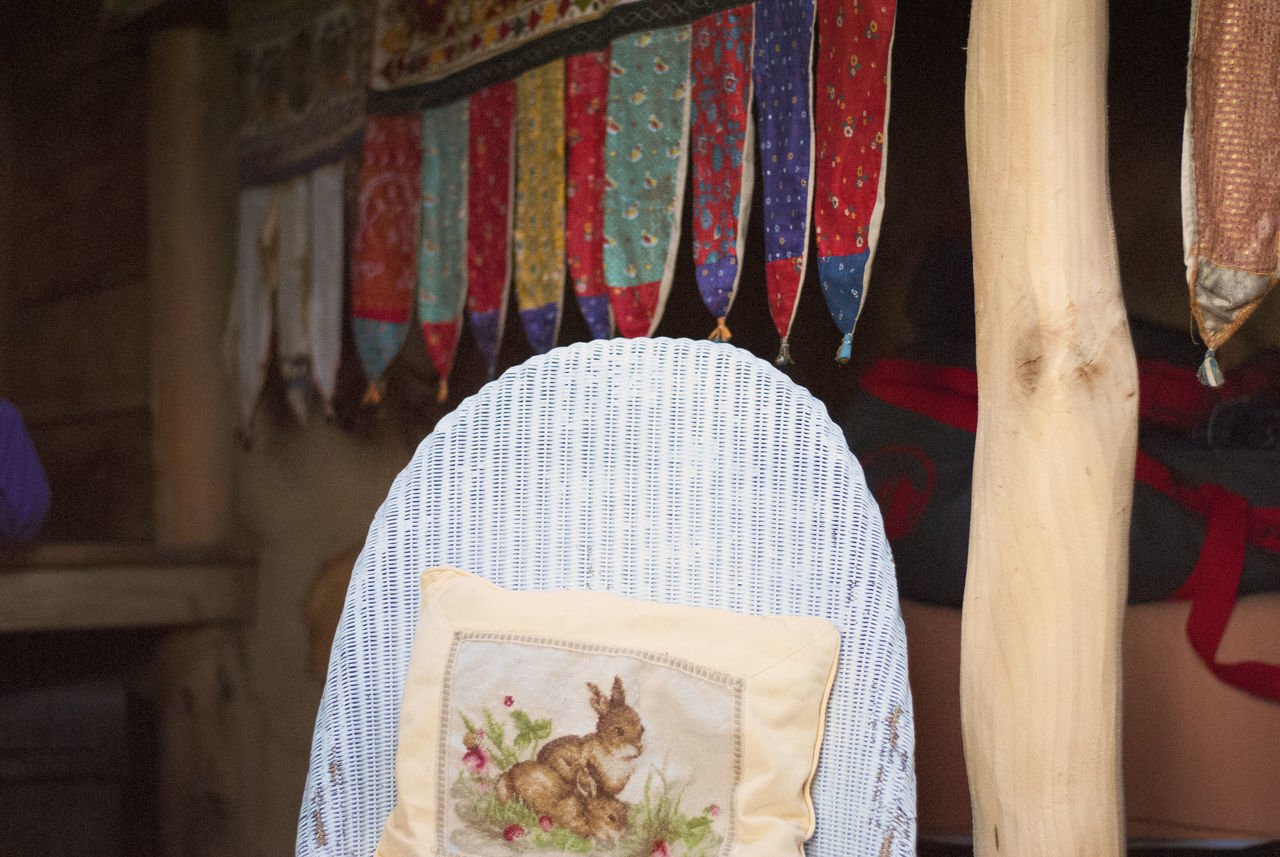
[376,566,841,857]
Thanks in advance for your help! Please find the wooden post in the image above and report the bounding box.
[961,0,1137,855]
[147,26,263,857]
[148,25,235,548]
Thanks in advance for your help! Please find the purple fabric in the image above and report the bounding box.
[1,400,50,543]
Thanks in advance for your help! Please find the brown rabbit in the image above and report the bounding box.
[536,675,645,798]
[496,760,629,841]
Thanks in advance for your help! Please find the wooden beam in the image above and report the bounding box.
[961,0,1138,855]
[0,544,251,633]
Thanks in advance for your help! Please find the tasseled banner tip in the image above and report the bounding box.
[774,338,793,366]
[708,317,732,343]
[436,377,449,404]
[1197,349,1225,388]
[835,333,853,364]
[361,380,384,407]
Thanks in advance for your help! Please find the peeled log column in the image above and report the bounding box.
[961,1,1137,856]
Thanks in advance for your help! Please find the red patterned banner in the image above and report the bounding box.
[565,49,614,339]
[351,113,422,402]
[813,0,896,362]
[467,82,517,375]
[689,7,754,341]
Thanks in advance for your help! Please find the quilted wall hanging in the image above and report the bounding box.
[226,0,907,414]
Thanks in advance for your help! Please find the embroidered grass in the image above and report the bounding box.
[616,772,722,857]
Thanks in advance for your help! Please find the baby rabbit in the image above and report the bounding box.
[496,760,629,841]
[537,675,645,798]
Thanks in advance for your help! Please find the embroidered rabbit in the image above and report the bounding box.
[537,675,645,798]
[496,760,629,841]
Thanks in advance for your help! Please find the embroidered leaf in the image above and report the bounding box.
[510,709,555,752]
[460,712,478,735]
[482,709,507,749]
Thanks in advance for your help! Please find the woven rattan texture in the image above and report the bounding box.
[296,337,916,857]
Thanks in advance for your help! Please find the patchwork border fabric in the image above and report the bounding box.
[233,0,369,185]
[368,0,759,111]
[1183,0,1280,368]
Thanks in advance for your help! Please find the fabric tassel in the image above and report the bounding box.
[708,317,732,342]
[835,332,853,364]
[1198,348,1225,388]
[362,380,384,406]
[436,377,449,403]
[775,338,793,366]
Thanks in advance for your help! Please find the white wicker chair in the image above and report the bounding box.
[297,337,915,857]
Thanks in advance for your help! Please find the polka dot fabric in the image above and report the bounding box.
[814,0,896,360]
[751,0,816,358]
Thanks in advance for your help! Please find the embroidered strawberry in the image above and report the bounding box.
[503,824,526,842]
[651,840,670,857]
[504,695,514,707]
[539,815,554,832]
[707,804,721,817]
[462,745,489,772]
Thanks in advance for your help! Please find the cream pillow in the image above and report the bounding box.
[376,567,840,857]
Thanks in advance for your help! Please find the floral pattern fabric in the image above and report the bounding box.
[515,61,568,354]
[565,49,614,339]
[689,8,755,341]
[352,113,422,400]
[751,0,815,360]
[419,100,470,401]
[602,26,693,338]
[467,82,517,375]
[814,0,896,362]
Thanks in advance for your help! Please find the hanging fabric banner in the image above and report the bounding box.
[467,82,517,375]
[689,7,754,342]
[419,99,471,403]
[1183,0,1280,386]
[309,161,346,417]
[603,26,694,338]
[751,0,815,364]
[226,185,276,439]
[514,61,568,355]
[814,0,896,363]
[351,113,423,404]
[565,49,615,340]
[275,176,313,423]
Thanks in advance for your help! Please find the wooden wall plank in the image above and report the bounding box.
[25,407,153,542]
[4,280,149,424]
